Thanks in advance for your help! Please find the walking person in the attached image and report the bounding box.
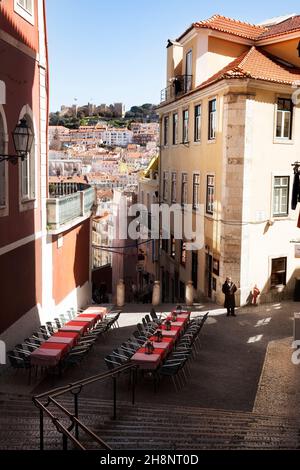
[222,277,237,317]
[131,282,138,303]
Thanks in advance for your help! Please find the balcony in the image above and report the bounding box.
[47,182,96,233]
[160,75,192,104]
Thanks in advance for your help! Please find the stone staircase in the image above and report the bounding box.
[0,393,300,450]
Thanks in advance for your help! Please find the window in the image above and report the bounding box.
[192,173,200,210]
[163,116,169,146]
[18,0,33,13]
[192,252,198,289]
[273,176,289,217]
[171,235,176,259]
[171,172,177,203]
[0,112,6,208]
[163,171,168,201]
[15,0,34,24]
[271,257,287,287]
[276,98,293,139]
[208,99,217,140]
[21,115,35,201]
[194,104,201,142]
[172,113,178,145]
[206,175,215,215]
[181,173,188,206]
[180,241,186,266]
[185,50,192,92]
[182,109,189,143]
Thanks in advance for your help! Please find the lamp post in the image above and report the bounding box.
[0,119,33,164]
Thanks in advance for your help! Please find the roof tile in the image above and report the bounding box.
[198,46,300,89]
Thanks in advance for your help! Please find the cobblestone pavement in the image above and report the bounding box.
[0,301,298,414]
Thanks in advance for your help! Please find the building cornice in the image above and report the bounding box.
[0,28,37,61]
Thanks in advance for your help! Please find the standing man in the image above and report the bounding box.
[222,277,237,317]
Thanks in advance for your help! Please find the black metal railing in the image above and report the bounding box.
[160,75,193,103]
[33,363,138,450]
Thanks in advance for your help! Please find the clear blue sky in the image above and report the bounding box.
[46,0,300,112]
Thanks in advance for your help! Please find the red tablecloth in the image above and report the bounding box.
[65,320,91,333]
[161,324,181,331]
[52,332,79,339]
[82,306,107,316]
[47,336,77,347]
[131,351,162,370]
[59,325,85,334]
[150,336,174,345]
[31,342,69,366]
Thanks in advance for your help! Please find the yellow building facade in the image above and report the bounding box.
[158,14,300,305]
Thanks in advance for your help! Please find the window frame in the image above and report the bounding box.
[163,115,169,146]
[272,175,290,218]
[14,0,35,25]
[270,257,287,288]
[18,106,37,211]
[208,98,217,141]
[194,104,202,142]
[192,173,200,210]
[171,172,177,203]
[172,113,178,145]
[206,175,215,215]
[275,98,293,141]
[163,171,168,201]
[182,109,189,144]
[181,172,188,206]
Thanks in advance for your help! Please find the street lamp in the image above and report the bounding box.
[0,119,34,164]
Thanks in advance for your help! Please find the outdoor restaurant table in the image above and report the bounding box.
[73,316,97,324]
[59,324,85,335]
[30,342,70,367]
[77,313,102,323]
[63,320,91,333]
[47,336,77,347]
[82,306,107,317]
[131,349,165,370]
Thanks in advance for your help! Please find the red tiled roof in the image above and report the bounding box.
[177,14,300,43]
[198,46,300,89]
[179,15,267,41]
[258,15,300,39]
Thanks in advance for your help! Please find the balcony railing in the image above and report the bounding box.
[47,183,96,231]
[160,75,193,104]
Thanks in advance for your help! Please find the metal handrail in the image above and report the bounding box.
[33,362,138,450]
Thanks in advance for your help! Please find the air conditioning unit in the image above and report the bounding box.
[294,313,300,341]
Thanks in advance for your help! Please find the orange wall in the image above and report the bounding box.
[208,36,248,57]
[52,220,91,305]
[0,0,39,51]
[263,38,300,66]
[0,37,42,247]
[0,238,42,333]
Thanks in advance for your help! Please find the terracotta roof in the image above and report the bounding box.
[198,46,300,89]
[258,15,300,39]
[179,15,267,41]
[177,14,300,43]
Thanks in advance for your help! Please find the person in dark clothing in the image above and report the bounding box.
[222,277,237,317]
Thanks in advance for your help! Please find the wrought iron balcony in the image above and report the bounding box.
[47,182,96,232]
[160,75,193,104]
